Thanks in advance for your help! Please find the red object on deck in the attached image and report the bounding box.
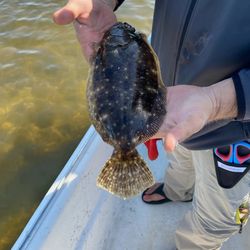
[144,139,160,160]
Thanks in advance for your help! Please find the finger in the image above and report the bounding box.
[163,133,178,152]
[53,1,90,25]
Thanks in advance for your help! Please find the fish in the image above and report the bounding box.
[87,22,166,199]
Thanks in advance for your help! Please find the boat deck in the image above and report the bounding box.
[13,126,250,250]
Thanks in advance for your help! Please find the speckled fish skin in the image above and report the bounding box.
[87,22,166,199]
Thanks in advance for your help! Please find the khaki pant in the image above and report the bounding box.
[164,144,250,250]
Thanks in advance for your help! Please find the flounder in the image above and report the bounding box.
[87,22,166,199]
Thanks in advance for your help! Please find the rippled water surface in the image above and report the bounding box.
[0,0,154,249]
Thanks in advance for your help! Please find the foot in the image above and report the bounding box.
[142,183,171,204]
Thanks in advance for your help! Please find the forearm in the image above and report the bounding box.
[206,78,238,122]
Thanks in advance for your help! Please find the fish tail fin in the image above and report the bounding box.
[97,149,154,199]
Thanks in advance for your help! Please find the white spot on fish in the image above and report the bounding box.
[135,98,150,118]
[132,138,137,143]
[100,114,109,120]
[145,86,157,93]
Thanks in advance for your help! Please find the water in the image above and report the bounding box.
[0,1,154,249]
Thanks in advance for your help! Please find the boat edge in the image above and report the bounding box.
[12,125,97,250]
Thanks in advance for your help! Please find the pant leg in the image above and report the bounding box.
[175,148,250,250]
[163,144,195,201]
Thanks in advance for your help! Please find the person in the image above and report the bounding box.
[53,1,250,249]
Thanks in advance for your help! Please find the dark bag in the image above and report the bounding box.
[213,141,250,188]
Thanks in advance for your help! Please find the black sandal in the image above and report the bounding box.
[141,183,172,205]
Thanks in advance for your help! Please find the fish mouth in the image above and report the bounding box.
[102,22,137,47]
[111,22,136,34]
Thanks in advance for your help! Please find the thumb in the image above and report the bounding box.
[53,1,88,25]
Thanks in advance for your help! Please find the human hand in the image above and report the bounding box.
[153,78,237,152]
[53,0,117,61]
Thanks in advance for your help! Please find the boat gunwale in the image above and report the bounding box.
[12,125,96,250]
